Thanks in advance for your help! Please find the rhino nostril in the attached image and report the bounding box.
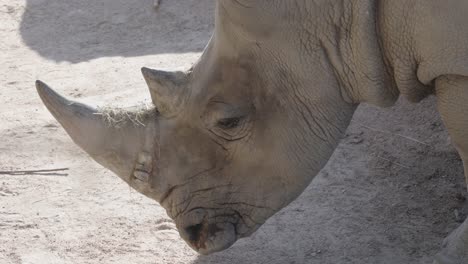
[185,223,204,243]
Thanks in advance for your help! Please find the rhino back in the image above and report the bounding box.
[378,0,468,102]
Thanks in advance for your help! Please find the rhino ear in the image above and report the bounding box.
[141,67,188,116]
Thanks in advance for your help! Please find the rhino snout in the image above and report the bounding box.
[176,208,238,254]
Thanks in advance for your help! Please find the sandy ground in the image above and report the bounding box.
[1,1,467,263]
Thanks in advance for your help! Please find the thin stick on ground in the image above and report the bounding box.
[359,124,431,147]
[0,168,69,176]
[375,156,410,169]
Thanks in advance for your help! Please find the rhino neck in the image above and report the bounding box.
[318,0,400,107]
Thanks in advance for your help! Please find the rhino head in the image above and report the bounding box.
[37,1,357,254]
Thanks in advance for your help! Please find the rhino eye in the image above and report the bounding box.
[217,117,241,129]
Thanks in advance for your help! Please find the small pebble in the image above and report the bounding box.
[154,0,161,9]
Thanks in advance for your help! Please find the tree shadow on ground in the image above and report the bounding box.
[19,0,214,63]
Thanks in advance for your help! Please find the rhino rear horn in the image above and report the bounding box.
[36,80,156,183]
[141,67,188,116]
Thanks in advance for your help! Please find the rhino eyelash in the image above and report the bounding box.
[217,117,242,129]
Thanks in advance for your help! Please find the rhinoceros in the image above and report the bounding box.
[36,0,468,263]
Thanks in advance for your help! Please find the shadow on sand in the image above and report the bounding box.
[19,0,214,63]
[188,100,466,264]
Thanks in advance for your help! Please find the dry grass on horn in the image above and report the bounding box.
[97,104,157,128]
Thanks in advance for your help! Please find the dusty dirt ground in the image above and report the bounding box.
[1,1,467,263]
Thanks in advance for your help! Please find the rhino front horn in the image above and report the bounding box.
[35,80,158,187]
[141,67,188,116]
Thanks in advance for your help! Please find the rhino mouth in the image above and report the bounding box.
[176,208,258,254]
[183,220,237,254]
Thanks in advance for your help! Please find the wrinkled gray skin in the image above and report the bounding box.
[36,0,468,262]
